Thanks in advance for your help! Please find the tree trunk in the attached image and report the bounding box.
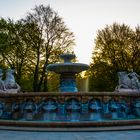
[33,51,40,92]
[37,62,47,91]
[43,74,48,92]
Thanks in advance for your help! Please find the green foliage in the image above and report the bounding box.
[0,5,75,92]
[89,62,117,91]
[22,5,75,92]
[0,18,33,85]
[89,23,140,91]
[47,73,59,92]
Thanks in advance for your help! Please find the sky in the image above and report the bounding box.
[0,0,140,64]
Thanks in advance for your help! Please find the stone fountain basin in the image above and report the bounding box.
[0,92,140,131]
[47,63,89,73]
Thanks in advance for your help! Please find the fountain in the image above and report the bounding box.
[0,54,140,131]
[47,54,89,92]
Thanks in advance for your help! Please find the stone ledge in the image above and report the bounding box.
[0,119,140,128]
[0,91,140,97]
[0,124,140,132]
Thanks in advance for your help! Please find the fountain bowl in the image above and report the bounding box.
[47,63,89,74]
[47,54,89,92]
[47,53,89,74]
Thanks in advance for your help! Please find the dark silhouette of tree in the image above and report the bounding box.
[0,18,33,85]
[89,23,140,91]
[22,5,75,91]
[0,5,75,92]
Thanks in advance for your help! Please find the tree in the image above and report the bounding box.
[89,23,140,91]
[0,18,33,85]
[22,5,75,91]
[0,5,75,92]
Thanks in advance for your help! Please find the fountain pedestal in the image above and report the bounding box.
[47,54,89,92]
[60,74,77,92]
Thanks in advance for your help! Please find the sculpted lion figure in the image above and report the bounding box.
[116,70,140,91]
[4,69,20,92]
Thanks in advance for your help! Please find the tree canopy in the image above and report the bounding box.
[89,23,140,91]
[0,5,75,92]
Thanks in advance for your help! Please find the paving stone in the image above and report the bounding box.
[0,130,140,140]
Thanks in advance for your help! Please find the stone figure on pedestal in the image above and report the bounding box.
[116,70,140,92]
[128,69,140,90]
[0,68,20,93]
[0,69,6,91]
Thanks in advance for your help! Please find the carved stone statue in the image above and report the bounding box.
[4,69,21,93]
[117,71,131,89]
[128,69,140,90]
[0,69,6,91]
[0,68,21,93]
[116,70,140,92]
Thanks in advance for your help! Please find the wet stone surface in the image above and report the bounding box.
[0,130,140,140]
